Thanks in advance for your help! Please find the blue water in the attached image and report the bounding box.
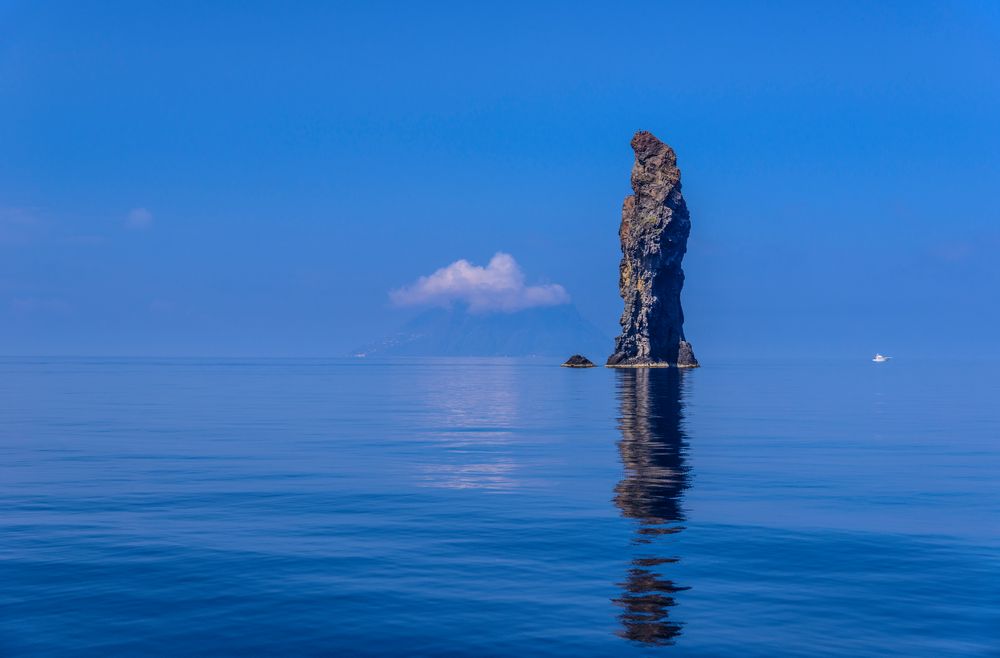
[1,357,997,656]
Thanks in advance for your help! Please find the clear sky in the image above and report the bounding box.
[2,1,998,358]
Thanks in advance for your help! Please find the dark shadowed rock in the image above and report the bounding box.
[607,131,699,368]
[561,354,595,368]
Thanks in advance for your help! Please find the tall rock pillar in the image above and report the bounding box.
[607,131,698,368]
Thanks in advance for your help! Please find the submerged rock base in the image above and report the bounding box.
[606,341,698,368]
[606,340,698,368]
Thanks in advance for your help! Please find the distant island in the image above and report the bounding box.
[354,304,607,358]
[607,131,699,368]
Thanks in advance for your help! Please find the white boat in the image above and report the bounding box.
[872,353,891,363]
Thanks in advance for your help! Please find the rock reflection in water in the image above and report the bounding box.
[612,368,691,645]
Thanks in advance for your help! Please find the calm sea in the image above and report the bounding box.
[1,357,997,656]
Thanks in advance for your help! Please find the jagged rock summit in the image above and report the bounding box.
[607,131,699,368]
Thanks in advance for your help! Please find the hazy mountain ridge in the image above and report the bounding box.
[355,304,608,357]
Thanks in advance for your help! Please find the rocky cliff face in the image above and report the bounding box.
[607,131,698,368]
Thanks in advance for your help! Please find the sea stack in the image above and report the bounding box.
[607,131,698,368]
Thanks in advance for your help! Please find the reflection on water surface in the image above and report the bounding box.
[613,368,691,645]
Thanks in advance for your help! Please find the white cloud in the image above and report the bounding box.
[390,252,570,313]
[125,207,153,230]
[10,297,72,316]
[0,207,43,245]
[148,299,177,314]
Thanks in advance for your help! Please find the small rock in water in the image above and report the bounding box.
[562,354,596,368]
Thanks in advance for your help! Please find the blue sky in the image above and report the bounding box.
[2,1,998,357]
